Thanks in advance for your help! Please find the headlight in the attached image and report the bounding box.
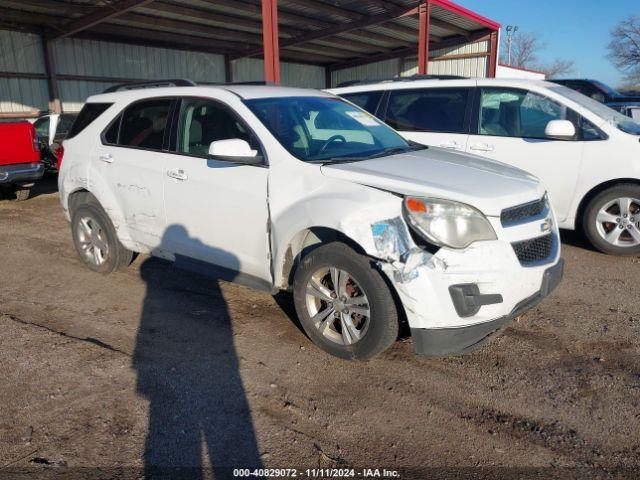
[403,197,497,249]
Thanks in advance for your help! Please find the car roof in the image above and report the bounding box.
[87,84,333,104]
[329,78,558,94]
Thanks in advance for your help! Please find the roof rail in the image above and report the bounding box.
[336,74,467,88]
[231,81,275,86]
[206,81,276,86]
[103,79,196,93]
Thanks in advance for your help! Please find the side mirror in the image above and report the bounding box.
[208,139,263,165]
[545,120,576,140]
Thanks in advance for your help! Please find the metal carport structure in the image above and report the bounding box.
[0,0,500,117]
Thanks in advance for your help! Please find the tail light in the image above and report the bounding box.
[54,144,64,170]
[31,129,40,153]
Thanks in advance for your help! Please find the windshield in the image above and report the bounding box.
[551,85,640,136]
[245,96,420,163]
[57,114,77,137]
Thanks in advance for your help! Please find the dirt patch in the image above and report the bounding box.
[0,178,639,477]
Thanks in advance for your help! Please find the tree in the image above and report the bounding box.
[543,58,576,78]
[500,30,575,78]
[608,15,640,83]
[500,31,542,68]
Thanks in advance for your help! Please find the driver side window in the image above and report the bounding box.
[478,88,567,139]
[176,98,253,157]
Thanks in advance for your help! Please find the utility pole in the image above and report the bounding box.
[505,25,518,66]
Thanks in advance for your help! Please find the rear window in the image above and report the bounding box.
[340,91,384,115]
[67,103,112,139]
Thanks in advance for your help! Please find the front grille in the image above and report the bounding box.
[512,233,555,266]
[501,196,548,227]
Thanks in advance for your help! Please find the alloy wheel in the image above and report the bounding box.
[595,197,640,247]
[304,266,371,346]
[76,215,109,266]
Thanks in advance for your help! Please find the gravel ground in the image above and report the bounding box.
[0,177,639,479]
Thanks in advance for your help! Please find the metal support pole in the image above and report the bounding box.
[41,33,61,113]
[417,0,431,75]
[224,54,233,83]
[261,0,280,84]
[489,30,498,78]
[325,66,331,88]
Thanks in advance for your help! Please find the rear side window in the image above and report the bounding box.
[67,103,112,139]
[385,88,469,134]
[119,99,173,150]
[56,115,77,137]
[340,91,384,115]
[103,115,121,145]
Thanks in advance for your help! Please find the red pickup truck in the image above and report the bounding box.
[0,122,44,201]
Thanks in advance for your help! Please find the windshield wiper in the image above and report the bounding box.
[314,143,428,164]
[408,140,429,150]
[317,157,367,165]
[366,144,425,159]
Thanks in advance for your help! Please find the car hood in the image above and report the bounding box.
[320,147,545,217]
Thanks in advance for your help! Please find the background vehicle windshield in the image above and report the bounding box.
[551,85,640,135]
[245,96,414,162]
[57,114,77,138]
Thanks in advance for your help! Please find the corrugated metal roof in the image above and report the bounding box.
[431,4,488,31]
[0,0,499,67]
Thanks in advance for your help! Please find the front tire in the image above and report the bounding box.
[293,242,398,360]
[71,202,134,273]
[583,184,640,255]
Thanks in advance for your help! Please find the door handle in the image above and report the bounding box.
[469,143,494,152]
[439,141,461,150]
[99,153,114,163]
[167,169,188,181]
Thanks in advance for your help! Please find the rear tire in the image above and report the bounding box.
[293,242,398,360]
[71,202,134,274]
[583,184,640,256]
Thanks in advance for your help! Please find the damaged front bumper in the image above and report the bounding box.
[410,259,564,356]
[359,209,563,357]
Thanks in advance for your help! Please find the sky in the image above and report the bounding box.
[459,0,640,87]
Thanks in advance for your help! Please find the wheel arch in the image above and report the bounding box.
[276,226,409,338]
[575,178,640,230]
[67,188,92,216]
[66,186,138,251]
[278,226,367,291]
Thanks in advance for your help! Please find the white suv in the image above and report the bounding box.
[58,81,563,360]
[331,78,640,256]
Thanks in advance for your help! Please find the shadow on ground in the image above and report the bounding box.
[133,225,262,479]
[29,173,59,200]
[559,228,598,253]
[0,173,59,202]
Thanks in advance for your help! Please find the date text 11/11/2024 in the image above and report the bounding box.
[232,468,401,478]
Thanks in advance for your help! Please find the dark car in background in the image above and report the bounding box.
[551,79,640,121]
[34,113,77,170]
